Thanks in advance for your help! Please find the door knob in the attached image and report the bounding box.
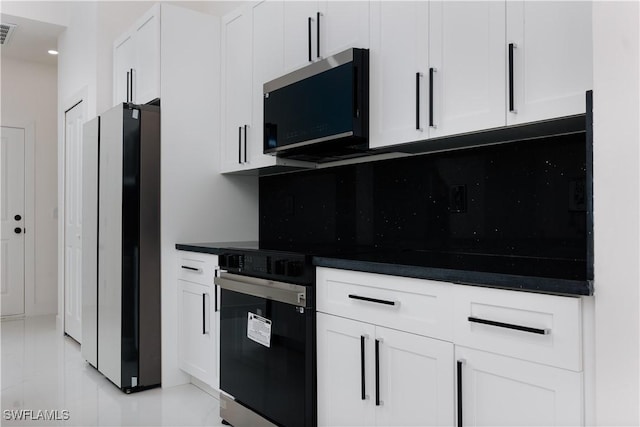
[14,227,22,234]
[14,214,21,221]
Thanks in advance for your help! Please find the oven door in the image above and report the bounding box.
[216,273,316,427]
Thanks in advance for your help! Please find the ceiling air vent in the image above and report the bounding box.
[0,23,17,45]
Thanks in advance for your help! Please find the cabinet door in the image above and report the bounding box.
[283,1,319,72]
[455,346,583,426]
[369,1,429,149]
[178,280,215,385]
[134,6,161,105]
[249,0,283,169]
[221,9,252,173]
[376,327,454,426]
[318,1,369,59]
[429,1,505,137]
[506,1,592,124]
[113,33,135,105]
[317,313,376,427]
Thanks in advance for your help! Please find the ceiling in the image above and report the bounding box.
[0,13,65,66]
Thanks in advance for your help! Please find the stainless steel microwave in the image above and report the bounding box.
[263,48,369,162]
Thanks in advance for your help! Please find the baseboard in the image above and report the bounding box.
[190,376,219,400]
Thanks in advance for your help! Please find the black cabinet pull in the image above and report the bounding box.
[14,214,22,221]
[126,71,130,102]
[468,316,550,335]
[375,339,381,406]
[181,265,200,272]
[214,269,219,312]
[238,126,242,164]
[348,294,396,306]
[202,293,207,335]
[14,227,22,234]
[508,43,515,112]
[416,72,421,130]
[360,335,366,400]
[457,360,464,427]
[129,68,134,103]
[308,17,312,62]
[243,125,248,163]
[429,67,435,127]
[316,12,321,58]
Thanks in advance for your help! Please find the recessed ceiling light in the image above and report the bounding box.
[48,50,58,55]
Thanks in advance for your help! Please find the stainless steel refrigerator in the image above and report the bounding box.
[81,102,161,393]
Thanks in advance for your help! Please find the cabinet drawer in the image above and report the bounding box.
[316,267,453,341]
[453,285,582,371]
[177,251,218,286]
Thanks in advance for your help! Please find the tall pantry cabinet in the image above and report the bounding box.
[108,3,260,388]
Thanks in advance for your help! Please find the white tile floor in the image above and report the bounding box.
[1,315,225,426]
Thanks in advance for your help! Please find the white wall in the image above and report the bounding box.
[593,1,640,425]
[1,57,58,316]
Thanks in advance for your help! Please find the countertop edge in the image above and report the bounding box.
[312,256,593,297]
[176,243,593,297]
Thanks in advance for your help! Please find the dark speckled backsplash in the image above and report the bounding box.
[259,133,588,280]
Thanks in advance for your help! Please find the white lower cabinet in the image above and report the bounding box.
[177,251,219,389]
[455,346,583,427]
[317,313,454,427]
[317,267,585,427]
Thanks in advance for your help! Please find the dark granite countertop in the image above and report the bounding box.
[175,242,592,296]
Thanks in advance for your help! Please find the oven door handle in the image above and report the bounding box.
[214,272,308,308]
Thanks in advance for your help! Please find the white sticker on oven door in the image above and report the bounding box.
[247,312,272,348]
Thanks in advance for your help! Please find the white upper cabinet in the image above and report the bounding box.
[318,1,370,58]
[134,11,161,106]
[113,4,160,106]
[429,1,506,137]
[283,2,319,72]
[369,1,429,150]
[113,34,135,105]
[284,1,369,72]
[506,1,592,124]
[221,9,253,173]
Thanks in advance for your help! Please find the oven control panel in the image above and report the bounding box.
[218,250,313,286]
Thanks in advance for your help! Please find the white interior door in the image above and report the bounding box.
[1,127,25,316]
[64,102,84,342]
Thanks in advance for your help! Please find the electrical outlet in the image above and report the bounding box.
[569,179,586,212]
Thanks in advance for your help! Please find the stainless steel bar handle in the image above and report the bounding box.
[360,335,367,400]
[348,294,397,306]
[129,68,134,103]
[316,12,321,59]
[215,272,307,308]
[126,71,130,102]
[308,17,312,62]
[375,339,381,406]
[238,126,242,164]
[202,293,210,335]
[416,72,422,131]
[243,125,248,164]
[467,316,551,335]
[457,359,465,427]
[508,43,516,113]
[429,67,436,128]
